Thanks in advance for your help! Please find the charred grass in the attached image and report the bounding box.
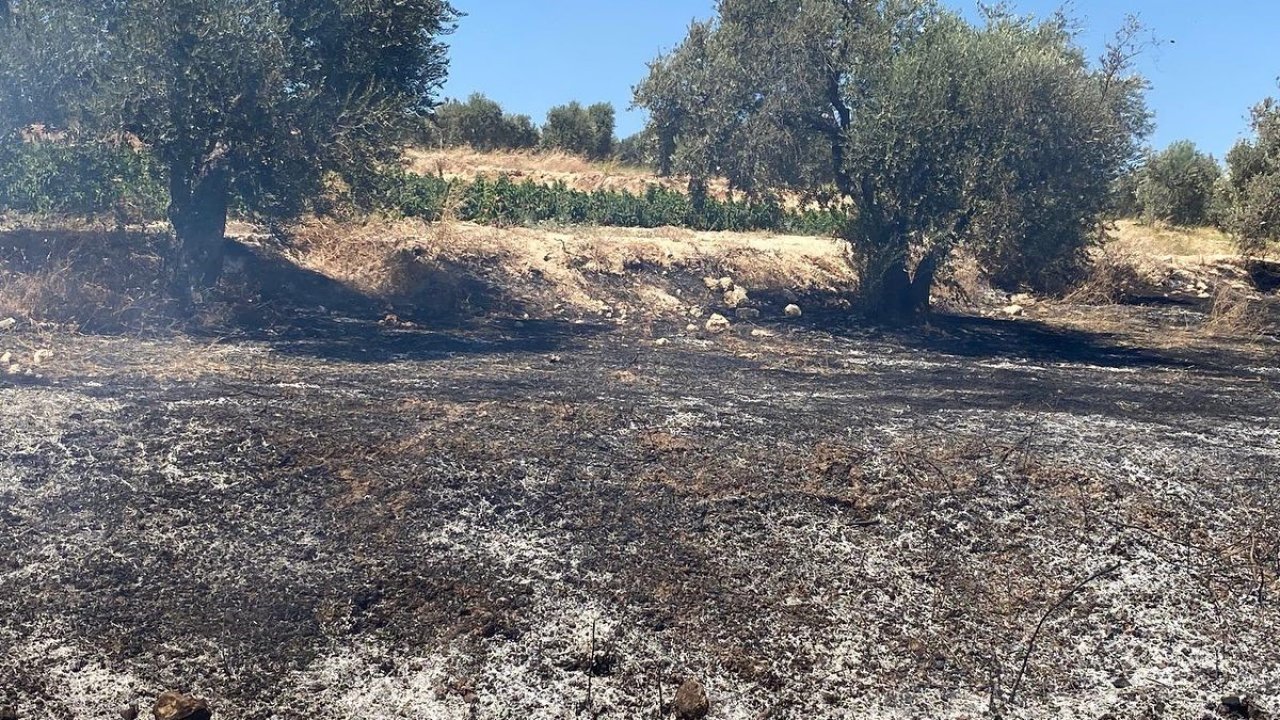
[1,221,1279,719]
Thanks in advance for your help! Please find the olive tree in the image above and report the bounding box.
[1221,88,1280,258]
[635,0,1149,316]
[1136,141,1221,226]
[0,0,459,295]
[432,94,539,151]
[542,101,616,160]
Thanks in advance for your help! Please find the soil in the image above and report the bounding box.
[2,243,1279,719]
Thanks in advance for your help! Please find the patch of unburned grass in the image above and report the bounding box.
[1108,219,1236,258]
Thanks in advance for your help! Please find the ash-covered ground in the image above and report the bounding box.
[2,304,1278,719]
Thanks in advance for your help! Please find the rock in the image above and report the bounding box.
[1011,293,1035,305]
[1112,676,1131,689]
[702,277,720,291]
[0,317,15,331]
[674,678,710,720]
[784,304,803,318]
[152,691,211,720]
[723,286,749,308]
[0,351,10,365]
[1003,304,1024,317]
[718,277,735,291]
[7,364,21,376]
[1219,695,1269,719]
[0,706,16,720]
[735,307,760,320]
[654,338,669,347]
[751,329,775,338]
[688,307,705,318]
[705,314,731,334]
[119,703,139,720]
[685,323,698,333]
[32,349,51,366]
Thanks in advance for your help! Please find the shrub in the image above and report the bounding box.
[0,137,168,221]
[366,169,840,235]
[1136,141,1221,226]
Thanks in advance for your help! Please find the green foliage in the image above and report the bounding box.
[0,137,167,220]
[367,170,839,235]
[0,0,459,289]
[1108,169,1143,218]
[432,94,540,150]
[542,102,617,160]
[615,133,656,168]
[635,0,1150,314]
[1135,141,1221,226]
[1221,91,1280,257]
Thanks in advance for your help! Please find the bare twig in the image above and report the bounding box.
[1008,561,1122,706]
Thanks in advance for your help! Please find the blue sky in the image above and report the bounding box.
[441,1,1279,159]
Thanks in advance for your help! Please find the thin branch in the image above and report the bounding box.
[1008,561,1122,706]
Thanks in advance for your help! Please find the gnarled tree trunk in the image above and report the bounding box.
[168,162,229,297]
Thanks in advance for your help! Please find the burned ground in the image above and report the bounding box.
[2,286,1278,720]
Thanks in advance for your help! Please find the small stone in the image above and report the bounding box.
[784,304,803,318]
[7,364,21,375]
[0,351,10,365]
[1003,304,1024,317]
[717,277,734,291]
[152,691,211,720]
[119,703,139,720]
[702,277,720,291]
[0,317,15,330]
[1011,293,1035,305]
[0,706,17,720]
[705,314,731,334]
[32,349,51,366]
[685,323,698,333]
[735,307,760,320]
[1112,676,1131,689]
[723,286,749,308]
[674,678,710,720]
[750,329,775,338]
[688,307,705,318]
[654,338,669,347]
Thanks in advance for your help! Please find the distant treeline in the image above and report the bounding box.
[421,93,652,166]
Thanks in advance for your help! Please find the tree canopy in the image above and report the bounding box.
[1136,141,1221,227]
[635,0,1150,316]
[0,0,459,293]
[432,93,540,151]
[541,101,616,160]
[1222,87,1280,257]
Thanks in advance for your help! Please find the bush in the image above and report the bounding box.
[0,137,168,221]
[366,169,840,235]
[1136,141,1221,226]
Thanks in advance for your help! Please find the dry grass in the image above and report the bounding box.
[0,227,182,332]
[1064,248,1163,305]
[1203,284,1270,339]
[403,146,733,198]
[284,217,854,321]
[1108,219,1237,258]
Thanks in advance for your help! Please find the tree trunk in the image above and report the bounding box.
[168,164,229,296]
[862,248,942,322]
